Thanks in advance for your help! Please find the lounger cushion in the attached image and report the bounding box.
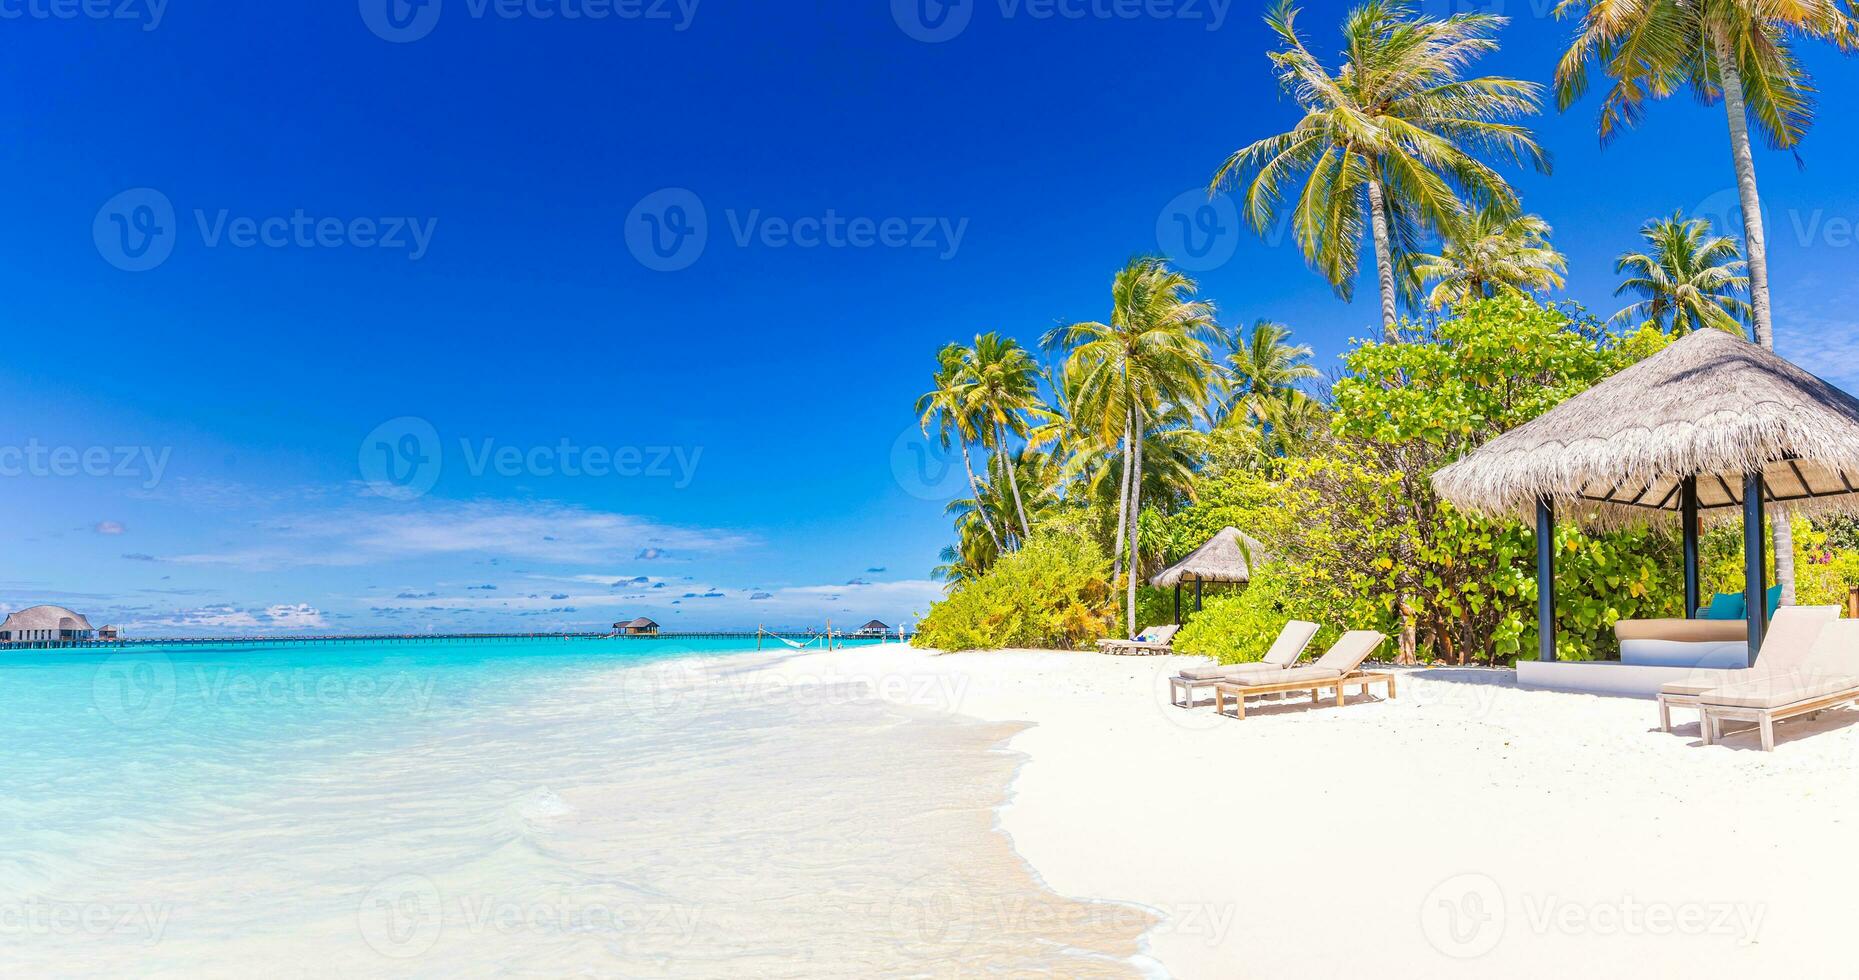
[1262,621,1321,667]
[1701,674,1859,710]
[1311,631,1387,673]
[1180,663,1283,682]
[1660,670,1758,698]
[1615,619,1747,643]
[1242,665,1344,686]
[1753,606,1843,670]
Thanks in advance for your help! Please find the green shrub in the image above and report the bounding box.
[912,528,1116,651]
[1172,567,1344,663]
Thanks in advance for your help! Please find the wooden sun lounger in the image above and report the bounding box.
[1097,624,1179,656]
[1698,673,1859,751]
[1208,630,1389,720]
[1168,620,1320,707]
[1654,606,1841,732]
[1214,671,1397,719]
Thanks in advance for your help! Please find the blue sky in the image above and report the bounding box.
[4,0,1857,635]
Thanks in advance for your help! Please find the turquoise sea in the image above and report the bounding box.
[0,637,1144,977]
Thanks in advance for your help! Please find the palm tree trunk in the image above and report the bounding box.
[1371,174,1417,658]
[958,441,1002,552]
[1365,172,1400,341]
[998,420,1032,542]
[1126,411,1146,639]
[1713,27,1796,604]
[1111,410,1133,591]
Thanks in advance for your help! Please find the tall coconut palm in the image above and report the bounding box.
[1408,209,1567,309]
[916,343,1001,552]
[1609,212,1753,336]
[1045,257,1220,636]
[1553,0,1859,603]
[1219,319,1319,425]
[960,333,1041,541]
[939,446,1061,584]
[1211,0,1550,338]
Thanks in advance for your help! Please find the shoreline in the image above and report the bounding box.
[749,645,1859,978]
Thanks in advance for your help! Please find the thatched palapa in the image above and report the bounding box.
[1150,527,1268,589]
[1432,329,1859,529]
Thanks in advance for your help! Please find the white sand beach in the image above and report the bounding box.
[751,646,1859,979]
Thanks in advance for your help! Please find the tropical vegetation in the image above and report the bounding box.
[1553,0,1859,601]
[910,0,1859,658]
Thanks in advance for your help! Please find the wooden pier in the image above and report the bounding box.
[0,629,903,652]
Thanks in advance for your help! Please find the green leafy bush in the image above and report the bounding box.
[912,528,1116,651]
[1172,567,1344,664]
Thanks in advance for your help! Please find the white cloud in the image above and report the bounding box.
[1775,293,1859,392]
[121,603,327,634]
[162,500,752,570]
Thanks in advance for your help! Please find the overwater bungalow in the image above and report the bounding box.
[852,620,892,639]
[617,617,660,637]
[0,605,97,645]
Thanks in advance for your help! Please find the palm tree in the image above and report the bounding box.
[1211,0,1549,338]
[1219,319,1318,425]
[1554,0,1859,603]
[960,333,1041,542]
[1408,209,1567,309]
[1046,257,1220,636]
[939,447,1061,584]
[916,343,1001,552]
[1609,212,1753,336]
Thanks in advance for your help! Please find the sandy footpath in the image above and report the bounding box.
[748,645,1859,979]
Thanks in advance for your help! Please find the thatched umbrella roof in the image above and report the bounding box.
[1149,527,1269,588]
[1432,329,1859,528]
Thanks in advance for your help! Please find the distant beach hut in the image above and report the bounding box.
[0,605,96,645]
[1150,527,1269,623]
[852,620,891,639]
[1433,329,1859,689]
[97,625,120,640]
[618,617,660,637]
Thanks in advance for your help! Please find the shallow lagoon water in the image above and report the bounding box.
[0,638,1146,976]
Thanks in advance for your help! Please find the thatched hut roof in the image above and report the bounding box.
[1,605,93,633]
[1149,527,1269,589]
[858,620,890,631]
[626,617,659,629]
[1432,329,1859,528]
